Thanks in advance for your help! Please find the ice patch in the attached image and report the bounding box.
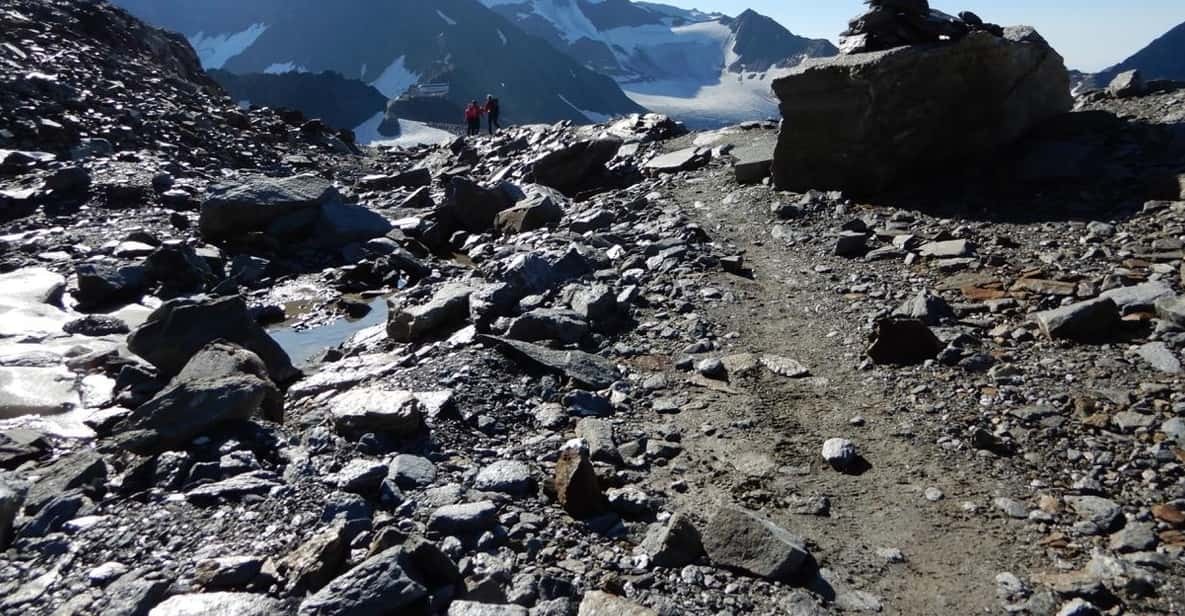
[263,62,308,75]
[370,56,420,99]
[436,10,457,25]
[622,69,784,129]
[353,112,454,147]
[497,29,508,46]
[187,23,267,69]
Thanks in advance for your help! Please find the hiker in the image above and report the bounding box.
[484,94,501,135]
[464,100,482,136]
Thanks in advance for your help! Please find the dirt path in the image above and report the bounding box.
[642,169,1043,614]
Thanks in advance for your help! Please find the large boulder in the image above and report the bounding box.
[530,138,622,195]
[199,174,340,242]
[439,177,515,234]
[297,547,428,616]
[119,343,282,454]
[771,29,1072,193]
[701,506,812,581]
[127,295,298,383]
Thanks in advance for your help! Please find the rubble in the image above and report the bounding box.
[0,1,1182,614]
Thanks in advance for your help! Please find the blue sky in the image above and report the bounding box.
[661,1,1185,72]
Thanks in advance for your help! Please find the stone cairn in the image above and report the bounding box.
[839,0,1005,54]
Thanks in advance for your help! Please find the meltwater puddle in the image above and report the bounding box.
[269,297,388,368]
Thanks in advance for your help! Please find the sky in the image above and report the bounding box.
[659,1,1185,72]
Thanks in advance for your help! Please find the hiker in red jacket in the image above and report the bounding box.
[484,94,501,135]
[464,100,482,136]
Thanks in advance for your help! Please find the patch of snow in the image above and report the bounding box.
[436,10,457,26]
[497,29,508,46]
[557,94,612,124]
[353,112,454,147]
[370,56,420,99]
[187,23,267,70]
[263,62,308,75]
[621,69,785,130]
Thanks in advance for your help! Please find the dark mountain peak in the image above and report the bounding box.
[577,0,664,30]
[1098,20,1185,83]
[727,8,839,73]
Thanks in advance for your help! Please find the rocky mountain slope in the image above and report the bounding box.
[1,1,1184,616]
[480,1,837,127]
[210,70,389,136]
[1097,20,1185,84]
[109,0,645,127]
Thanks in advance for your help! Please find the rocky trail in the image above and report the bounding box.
[1,1,1184,615]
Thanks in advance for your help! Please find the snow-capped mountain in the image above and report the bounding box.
[109,0,645,130]
[479,1,837,127]
[1096,20,1185,84]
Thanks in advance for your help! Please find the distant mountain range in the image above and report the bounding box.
[1096,20,1185,85]
[479,1,837,127]
[110,0,646,131]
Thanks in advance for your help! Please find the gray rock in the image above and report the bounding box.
[73,262,147,308]
[575,418,620,464]
[576,592,656,616]
[297,547,427,616]
[103,571,169,616]
[428,501,498,534]
[332,460,388,494]
[531,139,622,195]
[119,367,277,455]
[1100,281,1174,313]
[314,202,393,248]
[494,194,564,234]
[449,601,529,616]
[387,284,473,343]
[640,512,703,568]
[1107,70,1145,98]
[389,454,436,489]
[149,592,284,616]
[0,480,19,549]
[1163,417,1185,446]
[570,284,617,321]
[893,291,953,325]
[185,472,280,505]
[994,497,1028,519]
[174,341,283,420]
[867,318,942,365]
[702,506,811,581]
[22,450,106,514]
[1056,598,1101,616]
[481,336,618,389]
[474,460,534,496]
[918,239,976,258]
[644,147,707,173]
[732,145,773,184]
[200,174,339,242]
[821,438,858,469]
[277,521,350,593]
[128,295,297,383]
[771,30,1071,193]
[1155,295,1185,328]
[506,309,588,344]
[1109,523,1157,553]
[329,389,424,437]
[441,177,515,233]
[193,556,265,591]
[833,231,868,257]
[1133,342,1182,374]
[1065,495,1124,535]
[1033,298,1119,341]
[19,491,83,538]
